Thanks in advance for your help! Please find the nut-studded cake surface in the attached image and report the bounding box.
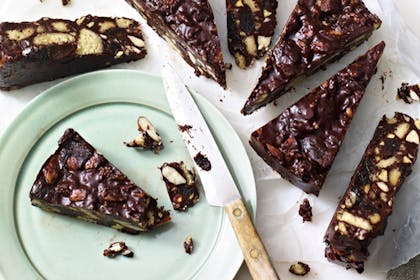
[125,0,226,88]
[250,42,385,195]
[324,113,420,273]
[241,0,382,114]
[29,128,170,234]
[0,15,146,90]
[227,0,278,68]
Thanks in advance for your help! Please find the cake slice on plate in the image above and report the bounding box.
[249,42,385,195]
[29,128,170,233]
[125,0,226,88]
[241,0,382,115]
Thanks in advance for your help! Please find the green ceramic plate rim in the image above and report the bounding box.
[0,69,257,280]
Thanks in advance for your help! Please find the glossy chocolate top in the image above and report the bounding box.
[250,42,385,195]
[139,0,225,86]
[30,129,169,229]
[242,0,381,114]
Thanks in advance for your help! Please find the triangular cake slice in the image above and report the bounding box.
[30,129,171,233]
[249,42,385,195]
[241,0,381,114]
[227,0,278,68]
[125,0,226,88]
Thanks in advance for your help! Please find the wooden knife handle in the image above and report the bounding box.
[225,199,280,280]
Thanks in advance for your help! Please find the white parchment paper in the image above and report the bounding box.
[0,0,419,279]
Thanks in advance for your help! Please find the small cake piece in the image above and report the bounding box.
[103,241,134,258]
[125,116,163,152]
[0,15,146,90]
[397,83,420,104]
[250,42,385,195]
[125,0,226,88]
[29,129,170,234]
[289,262,310,276]
[160,162,199,211]
[298,198,312,222]
[183,236,194,255]
[62,0,71,5]
[241,0,382,115]
[227,0,278,68]
[324,113,420,273]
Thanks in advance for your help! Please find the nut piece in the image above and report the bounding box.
[389,168,401,186]
[336,210,372,231]
[415,120,420,130]
[128,35,145,48]
[406,130,419,144]
[162,165,187,185]
[289,262,310,276]
[394,123,410,139]
[184,236,194,255]
[51,21,69,32]
[376,156,397,168]
[368,213,381,224]
[257,36,271,51]
[125,116,163,152]
[244,36,257,56]
[243,0,259,12]
[377,169,388,182]
[99,21,116,33]
[137,116,161,142]
[376,181,389,192]
[116,18,133,29]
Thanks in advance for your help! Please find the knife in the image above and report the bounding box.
[161,64,280,280]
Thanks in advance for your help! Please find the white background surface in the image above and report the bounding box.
[0,0,419,279]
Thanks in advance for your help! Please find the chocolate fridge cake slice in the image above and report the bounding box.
[0,15,147,90]
[249,42,385,195]
[397,82,420,104]
[125,0,226,88]
[29,129,170,234]
[324,113,420,273]
[227,0,278,69]
[241,0,382,115]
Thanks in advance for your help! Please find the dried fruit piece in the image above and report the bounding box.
[227,0,278,68]
[125,116,163,152]
[103,241,134,258]
[160,162,199,211]
[289,262,310,276]
[324,112,419,273]
[183,236,194,255]
[298,198,312,222]
[0,15,147,90]
[241,0,381,115]
[397,83,420,104]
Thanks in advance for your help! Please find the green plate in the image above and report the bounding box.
[0,70,256,280]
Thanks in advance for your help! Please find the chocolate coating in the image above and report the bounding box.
[125,0,226,88]
[250,42,385,195]
[0,15,146,90]
[242,0,382,114]
[29,128,170,233]
[324,113,419,273]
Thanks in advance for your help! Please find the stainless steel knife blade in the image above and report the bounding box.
[161,64,241,207]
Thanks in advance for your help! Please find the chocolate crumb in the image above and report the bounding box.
[62,0,71,5]
[225,63,232,70]
[194,152,211,171]
[103,241,134,258]
[298,199,312,222]
[178,124,193,133]
[289,261,310,276]
[184,236,194,254]
[380,75,385,90]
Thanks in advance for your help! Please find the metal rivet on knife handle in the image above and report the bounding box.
[250,248,260,259]
[233,208,242,217]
